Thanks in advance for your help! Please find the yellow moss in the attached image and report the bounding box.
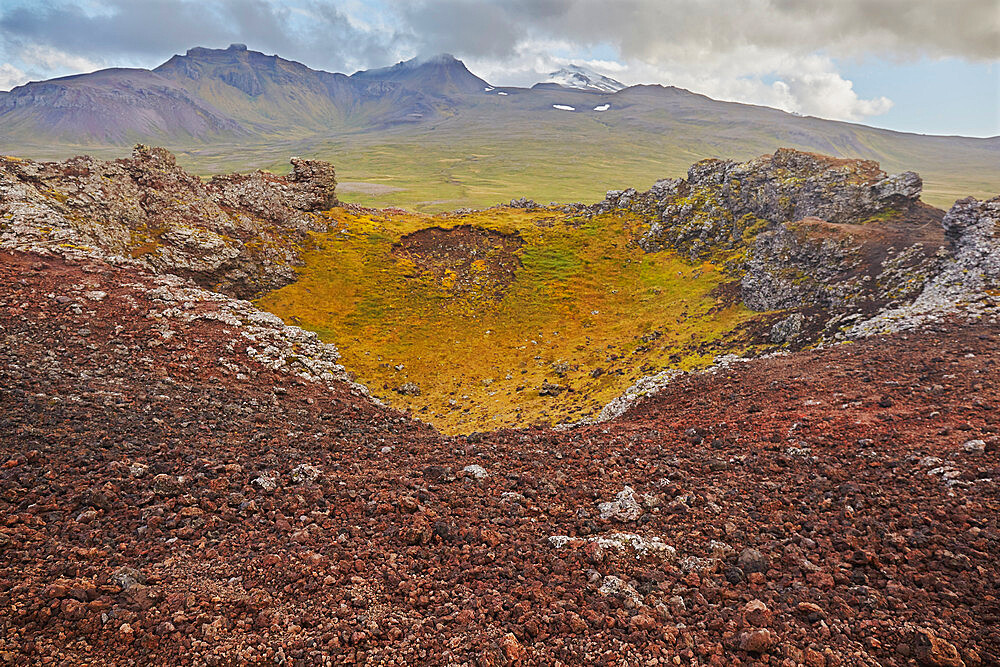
[256,206,764,434]
[43,189,69,204]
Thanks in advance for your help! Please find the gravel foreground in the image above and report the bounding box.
[1,248,998,665]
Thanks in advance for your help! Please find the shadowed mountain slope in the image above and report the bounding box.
[0,67,244,143]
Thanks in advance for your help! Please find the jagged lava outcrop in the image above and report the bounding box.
[599,149,998,344]
[0,145,337,298]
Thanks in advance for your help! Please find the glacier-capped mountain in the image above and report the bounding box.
[541,65,626,92]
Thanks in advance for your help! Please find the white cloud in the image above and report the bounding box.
[625,52,896,122]
[397,0,999,121]
[465,38,894,122]
[0,63,28,91]
[19,45,101,73]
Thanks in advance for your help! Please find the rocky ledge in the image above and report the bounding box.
[0,145,337,298]
[596,148,999,345]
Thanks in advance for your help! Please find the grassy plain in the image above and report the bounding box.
[10,104,998,213]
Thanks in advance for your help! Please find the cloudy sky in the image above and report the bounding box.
[0,0,997,136]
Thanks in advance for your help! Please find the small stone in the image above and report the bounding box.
[45,583,68,599]
[500,632,525,663]
[598,575,641,604]
[251,472,278,492]
[289,463,321,484]
[737,547,770,574]
[725,567,745,584]
[398,495,419,513]
[797,602,825,622]
[962,439,985,454]
[462,464,488,480]
[156,621,176,636]
[539,381,565,397]
[111,567,142,591]
[739,629,775,653]
[743,599,771,626]
[152,473,181,495]
[630,612,658,631]
[769,312,804,343]
[598,485,643,521]
[60,598,86,620]
[804,648,826,667]
[401,516,432,545]
[423,465,454,482]
[395,382,421,396]
[913,628,964,667]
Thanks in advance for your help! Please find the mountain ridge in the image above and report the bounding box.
[1,45,997,210]
[350,53,490,96]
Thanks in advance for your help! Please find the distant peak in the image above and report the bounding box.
[420,53,459,65]
[391,53,464,69]
[350,52,488,93]
[543,64,625,93]
[182,44,256,58]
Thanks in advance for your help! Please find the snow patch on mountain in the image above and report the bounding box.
[543,65,625,93]
[553,104,575,111]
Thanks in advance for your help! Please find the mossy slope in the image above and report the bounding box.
[257,206,764,433]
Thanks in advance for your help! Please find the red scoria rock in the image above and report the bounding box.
[0,247,998,665]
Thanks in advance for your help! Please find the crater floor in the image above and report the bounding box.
[256,206,764,433]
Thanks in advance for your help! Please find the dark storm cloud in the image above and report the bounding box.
[0,0,995,76]
[398,0,1000,62]
[0,1,259,56]
[402,1,521,59]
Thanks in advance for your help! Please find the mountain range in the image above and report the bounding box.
[1,44,997,210]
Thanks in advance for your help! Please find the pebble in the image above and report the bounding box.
[462,464,488,480]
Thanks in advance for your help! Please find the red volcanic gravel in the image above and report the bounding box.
[0,249,998,666]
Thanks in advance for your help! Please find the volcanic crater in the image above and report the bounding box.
[0,145,998,665]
